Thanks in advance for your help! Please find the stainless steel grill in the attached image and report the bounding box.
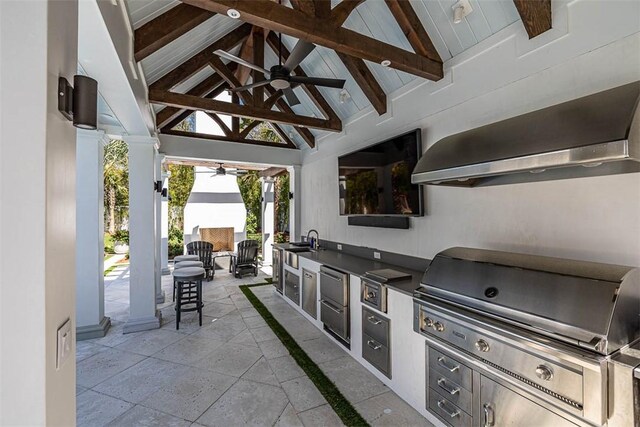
[413,247,640,427]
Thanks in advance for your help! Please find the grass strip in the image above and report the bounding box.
[103,265,118,276]
[240,283,369,427]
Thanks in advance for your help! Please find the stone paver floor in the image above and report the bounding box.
[78,264,428,426]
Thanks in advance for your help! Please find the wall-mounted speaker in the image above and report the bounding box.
[347,216,410,230]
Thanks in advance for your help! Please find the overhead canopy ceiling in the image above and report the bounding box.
[125,0,550,150]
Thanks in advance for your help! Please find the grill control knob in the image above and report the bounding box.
[475,339,490,352]
[535,365,553,381]
[423,317,434,328]
[433,322,445,332]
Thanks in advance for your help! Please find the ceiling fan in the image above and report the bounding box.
[195,163,248,177]
[214,35,346,106]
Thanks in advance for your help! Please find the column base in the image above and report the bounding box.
[161,267,171,275]
[123,310,162,334]
[76,316,111,341]
[156,290,166,304]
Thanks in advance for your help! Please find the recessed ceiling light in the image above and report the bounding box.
[227,8,241,19]
[380,59,391,67]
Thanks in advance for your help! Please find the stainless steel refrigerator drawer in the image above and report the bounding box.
[319,269,348,306]
[429,347,473,392]
[428,389,472,427]
[320,299,348,340]
[284,270,300,306]
[362,308,389,347]
[362,333,390,378]
[428,374,472,415]
[302,269,317,318]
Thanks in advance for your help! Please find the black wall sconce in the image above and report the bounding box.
[161,188,168,198]
[58,75,98,130]
[154,181,163,192]
[289,192,294,200]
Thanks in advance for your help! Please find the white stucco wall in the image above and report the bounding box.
[184,167,248,248]
[300,0,640,267]
[0,1,78,424]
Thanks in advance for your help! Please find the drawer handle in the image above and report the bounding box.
[437,378,460,395]
[437,356,460,373]
[320,300,342,314]
[437,399,460,418]
[483,403,495,427]
[367,340,382,350]
[367,315,382,325]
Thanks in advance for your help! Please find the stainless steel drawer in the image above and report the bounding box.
[284,270,300,306]
[429,346,473,392]
[362,333,390,378]
[302,269,317,318]
[319,268,348,306]
[320,299,348,341]
[429,373,472,415]
[362,308,389,348]
[428,389,472,427]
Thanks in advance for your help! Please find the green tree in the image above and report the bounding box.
[168,164,194,232]
[274,173,289,239]
[240,119,282,143]
[103,140,128,234]
[237,170,262,234]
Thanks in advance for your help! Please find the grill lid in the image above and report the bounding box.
[419,247,640,355]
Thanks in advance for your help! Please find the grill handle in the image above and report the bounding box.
[483,403,495,427]
[367,315,382,325]
[437,356,460,372]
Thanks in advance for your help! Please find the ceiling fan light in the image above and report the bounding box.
[271,79,290,90]
[227,8,241,19]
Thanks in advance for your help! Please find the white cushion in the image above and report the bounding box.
[174,255,199,262]
[173,267,205,278]
[174,261,203,269]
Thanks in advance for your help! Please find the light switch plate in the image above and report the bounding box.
[374,252,381,260]
[337,244,342,251]
[56,318,72,370]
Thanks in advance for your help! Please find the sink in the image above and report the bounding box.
[286,247,312,253]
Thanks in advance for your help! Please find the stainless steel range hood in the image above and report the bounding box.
[412,82,640,186]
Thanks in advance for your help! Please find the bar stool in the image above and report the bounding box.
[173,261,204,301]
[172,267,205,330]
[174,254,199,263]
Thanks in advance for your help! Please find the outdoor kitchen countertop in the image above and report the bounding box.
[274,243,422,296]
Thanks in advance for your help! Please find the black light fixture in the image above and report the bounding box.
[161,188,168,198]
[289,192,294,200]
[154,181,163,192]
[58,75,98,130]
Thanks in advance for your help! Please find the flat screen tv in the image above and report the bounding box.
[338,129,423,216]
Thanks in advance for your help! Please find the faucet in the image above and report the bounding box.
[306,229,319,250]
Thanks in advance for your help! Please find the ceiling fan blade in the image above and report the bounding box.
[213,49,271,76]
[288,75,346,89]
[283,40,315,72]
[283,87,300,106]
[229,80,272,92]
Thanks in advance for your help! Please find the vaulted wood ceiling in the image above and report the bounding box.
[134,0,552,150]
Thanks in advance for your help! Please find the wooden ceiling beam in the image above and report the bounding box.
[155,63,238,128]
[208,55,254,105]
[265,86,316,148]
[259,167,289,177]
[252,27,265,107]
[513,0,552,39]
[135,4,214,62]
[206,113,233,136]
[271,124,297,149]
[150,23,251,91]
[265,32,341,125]
[179,0,443,80]
[313,0,332,18]
[162,129,299,149]
[289,0,315,16]
[235,36,254,85]
[150,89,341,132]
[331,0,365,25]
[384,0,442,63]
[160,84,230,131]
[337,52,386,115]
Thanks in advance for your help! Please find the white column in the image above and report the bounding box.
[262,177,275,266]
[154,153,165,302]
[0,1,78,424]
[161,170,170,275]
[124,136,161,333]
[76,130,111,340]
[287,165,302,242]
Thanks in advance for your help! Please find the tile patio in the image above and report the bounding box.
[77,264,428,426]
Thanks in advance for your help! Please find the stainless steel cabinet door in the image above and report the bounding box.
[302,269,317,318]
[480,376,577,427]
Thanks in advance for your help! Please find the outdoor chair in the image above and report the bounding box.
[233,239,259,278]
[186,240,215,281]
[174,254,199,263]
[173,267,205,330]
